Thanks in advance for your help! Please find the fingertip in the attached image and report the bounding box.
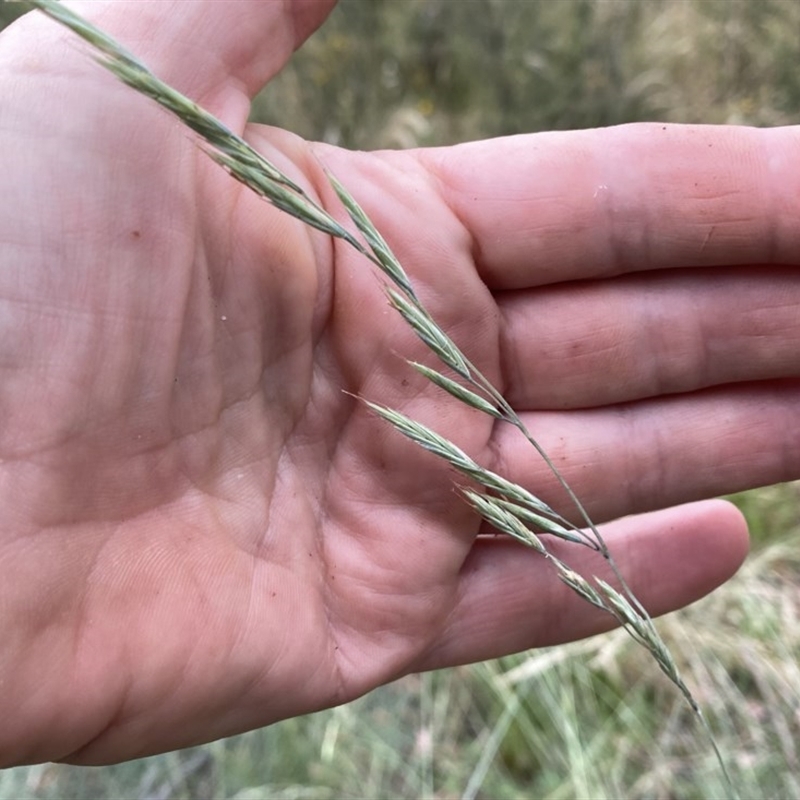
[654,498,750,607]
[290,0,339,48]
[600,499,751,618]
[691,497,751,580]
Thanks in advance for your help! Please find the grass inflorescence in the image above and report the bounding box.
[16,0,734,789]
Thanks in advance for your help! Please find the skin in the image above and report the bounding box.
[1,0,798,766]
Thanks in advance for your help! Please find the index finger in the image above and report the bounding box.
[420,123,800,289]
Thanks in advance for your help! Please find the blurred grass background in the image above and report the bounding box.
[2,0,800,797]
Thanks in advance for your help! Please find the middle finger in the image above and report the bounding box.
[498,265,800,410]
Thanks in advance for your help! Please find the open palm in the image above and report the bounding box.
[3,1,799,766]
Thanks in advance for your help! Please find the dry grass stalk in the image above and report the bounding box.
[17,0,734,789]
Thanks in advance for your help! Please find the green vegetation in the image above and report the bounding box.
[252,0,800,147]
[3,0,800,797]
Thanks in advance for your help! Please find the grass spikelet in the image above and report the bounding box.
[362,400,483,475]
[328,172,419,302]
[367,402,613,550]
[460,489,547,553]
[208,150,356,241]
[386,289,471,379]
[490,496,590,547]
[557,568,608,611]
[407,362,502,419]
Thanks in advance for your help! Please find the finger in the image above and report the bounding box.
[417,500,748,670]
[13,0,336,120]
[499,267,800,409]
[491,381,800,525]
[420,124,800,289]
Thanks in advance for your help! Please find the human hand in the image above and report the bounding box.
[1,0,796,766]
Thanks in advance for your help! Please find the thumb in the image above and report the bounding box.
[14,0,337,126]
